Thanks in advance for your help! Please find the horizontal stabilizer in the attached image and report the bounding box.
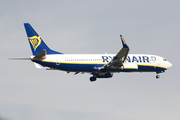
[8,58,30,60]
[34,63,45,68]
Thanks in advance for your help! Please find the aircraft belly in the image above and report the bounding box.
[34,60,106,72]
[137,65,166,72]
[33,60,167,73]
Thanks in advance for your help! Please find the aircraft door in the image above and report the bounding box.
[56,60,60,65]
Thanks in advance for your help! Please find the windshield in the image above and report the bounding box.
[163,59,167,61]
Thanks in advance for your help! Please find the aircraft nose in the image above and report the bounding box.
[167,61,172,69]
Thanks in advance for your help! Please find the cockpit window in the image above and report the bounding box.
[163,59,167,61]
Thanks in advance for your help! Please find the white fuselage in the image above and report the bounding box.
[31,54,172,73]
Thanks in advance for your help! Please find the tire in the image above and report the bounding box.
[156,75,160,79]
[90,76,96,82]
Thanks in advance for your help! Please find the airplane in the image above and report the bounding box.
[13,23,172,82]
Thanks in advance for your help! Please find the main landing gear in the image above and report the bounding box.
[90,76,96,82]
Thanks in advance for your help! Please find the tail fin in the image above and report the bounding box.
[24,23,63,55]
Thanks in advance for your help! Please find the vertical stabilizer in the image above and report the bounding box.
[24,23,63,55]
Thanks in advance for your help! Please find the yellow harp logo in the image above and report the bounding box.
[29,36,41,51]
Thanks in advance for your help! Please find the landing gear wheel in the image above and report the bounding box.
[156,75,160,79]
[90,76,96,82]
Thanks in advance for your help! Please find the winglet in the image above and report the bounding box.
[120,35,128,48]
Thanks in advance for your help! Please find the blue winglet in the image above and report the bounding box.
[120,35,128,48]
[24,23,63,55]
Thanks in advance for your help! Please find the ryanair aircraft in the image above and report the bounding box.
[20,23,172,82]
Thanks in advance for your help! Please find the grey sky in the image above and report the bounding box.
[0,0,179,120]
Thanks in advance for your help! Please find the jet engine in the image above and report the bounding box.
[95,72,113,78]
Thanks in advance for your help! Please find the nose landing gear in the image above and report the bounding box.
[156,71,163,79]
[156,74,160,79]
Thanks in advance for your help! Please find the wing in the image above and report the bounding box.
[100,35,130,71]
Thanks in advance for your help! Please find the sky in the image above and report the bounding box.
[0,0,179,120]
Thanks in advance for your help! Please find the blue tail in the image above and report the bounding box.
[24,23,63,55]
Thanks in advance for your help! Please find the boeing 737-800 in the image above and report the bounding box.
[15,23,172,82]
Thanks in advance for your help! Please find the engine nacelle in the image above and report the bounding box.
[95,72,113,78]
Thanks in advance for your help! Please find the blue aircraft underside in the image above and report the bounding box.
[33,60,166,73]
